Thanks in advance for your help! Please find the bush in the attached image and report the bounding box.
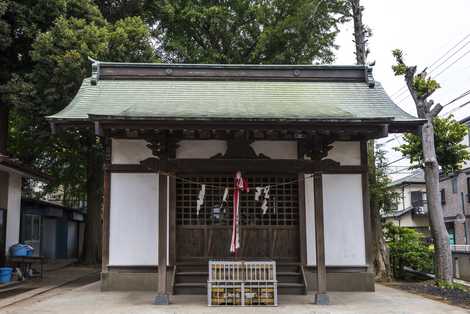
[384,222,434,278]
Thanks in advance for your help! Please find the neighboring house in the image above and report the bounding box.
[47,61,423,302]
[382,170,430,236]
[0,155,47,263]
[20,199,85,260]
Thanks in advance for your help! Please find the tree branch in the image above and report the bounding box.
[430,103,443,117]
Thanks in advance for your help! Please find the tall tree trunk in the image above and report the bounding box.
[350,0,367,64]
[422,117,453,281]
[82,134,103,264]
[396,57,452,282]
[350,0,390,280]
[0,105,9,155]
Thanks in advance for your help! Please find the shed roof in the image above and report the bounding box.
[48,61,422,131]
[0,154,50,180]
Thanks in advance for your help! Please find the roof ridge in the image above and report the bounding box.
[87,58,375,85]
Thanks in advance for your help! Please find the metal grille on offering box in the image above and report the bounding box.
[208,261,278,306]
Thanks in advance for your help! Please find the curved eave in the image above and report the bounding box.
[47,114,424,134]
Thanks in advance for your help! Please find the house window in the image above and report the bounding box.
[441,189,446,205]
[410,191,424,207]
[446,222,456,245]
[467,177,470,202]
[452,177,458,193]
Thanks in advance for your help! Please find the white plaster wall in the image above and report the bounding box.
[111,139,153,164]
[109,173,159,266]
[176,140,226,159]
[305,174,366,266]
[327,141,361,166]
[251,141,297,159]
[5,173,22,253]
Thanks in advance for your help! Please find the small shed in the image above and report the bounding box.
[20,199,85,260]
[0,155,48,264]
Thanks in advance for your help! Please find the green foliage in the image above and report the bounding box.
[391,48,440,98]
[435,279,467,292]
[396,115,470,175]
[146,0,350,64]
[412,73,440,98]
[391,49,407,75]
[7,0,158,201]
[384,222,434,277]
[369,147,399,214]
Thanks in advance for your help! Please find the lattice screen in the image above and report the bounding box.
[176,175,298,226]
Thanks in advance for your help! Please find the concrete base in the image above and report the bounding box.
[101,269,373,292]
[303,268,375,291]
[314,293,330,305]
[154,294,170,305]
[101,272,158,291]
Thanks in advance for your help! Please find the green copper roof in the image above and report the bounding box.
[48,78,418,122]
[48,62,420,127]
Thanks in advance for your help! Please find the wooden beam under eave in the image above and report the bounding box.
[139,158,364,174]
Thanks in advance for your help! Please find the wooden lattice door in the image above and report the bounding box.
[175,174,300,263]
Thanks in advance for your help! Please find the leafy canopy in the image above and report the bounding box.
[146,0,350,64]
[8,0,158,200]
[395,115,470,175]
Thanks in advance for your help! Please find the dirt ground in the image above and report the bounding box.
[384,280,470,309]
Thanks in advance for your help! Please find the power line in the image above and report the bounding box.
[384,156,407,167]
[428,37,470,74]
[443,99,470,117]
[434,48,470,78]
[441,89,470,110]
[388,32,470,98]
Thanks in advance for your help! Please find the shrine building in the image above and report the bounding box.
[48,61,423,303]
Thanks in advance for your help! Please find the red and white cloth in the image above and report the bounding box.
[230,171,249,255]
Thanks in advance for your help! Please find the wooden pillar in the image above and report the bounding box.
[298,173,307,266]
[154,172,169,305]
[101,137,111,273]
[313,172,329,305]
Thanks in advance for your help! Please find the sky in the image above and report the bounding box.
[333,0,470,180]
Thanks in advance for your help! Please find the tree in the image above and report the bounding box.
[145,0,350,64]
[348,0,390,280]
[384,223,434,278]
[0,0,102,155]
[392,49,453,282]
[396,115,469,175]
[8,1,158,263]
[369,148,398,280]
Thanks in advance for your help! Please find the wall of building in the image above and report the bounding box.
[5,173,22,253]
[453,252,470,281]
[305,174,366,266]
[111,139,360,165]
[109,173,159,266]
[440,172,470,245]
[109,139,365,268]
[392,184,427,212]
